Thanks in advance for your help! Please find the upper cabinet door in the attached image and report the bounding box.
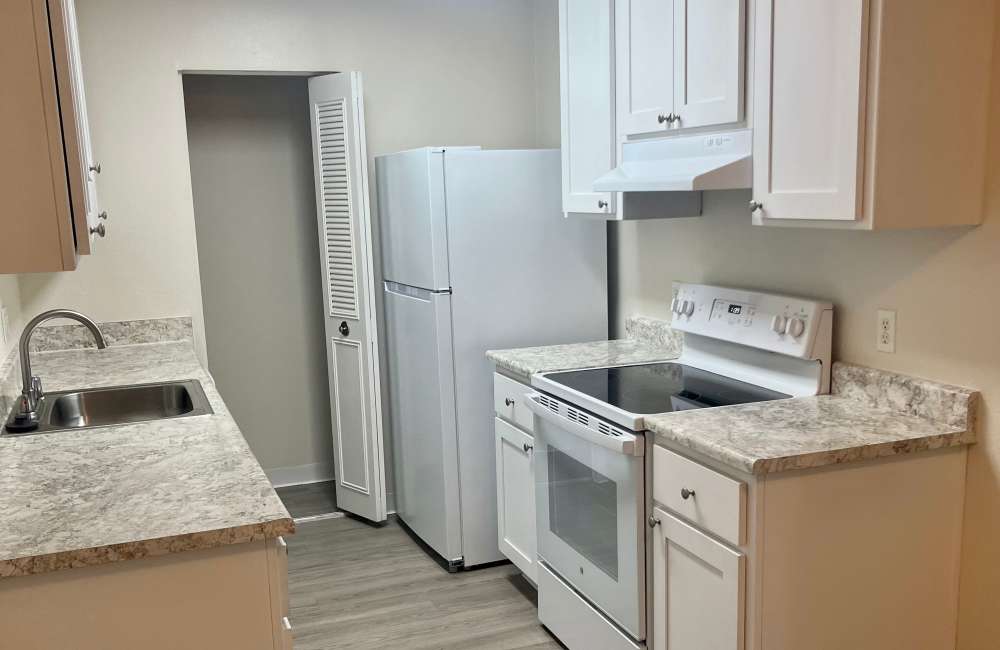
[48,0,100,253]
[617,0,675,137]
[559,0,616,216]
[672,0,745,130]
[751,0,869,221]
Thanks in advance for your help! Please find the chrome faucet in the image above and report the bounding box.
[6,310,107,433]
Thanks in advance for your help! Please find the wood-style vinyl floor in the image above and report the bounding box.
[276,480,340,519]
[286,516,563,650]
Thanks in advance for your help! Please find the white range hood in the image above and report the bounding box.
[594,128,752,193]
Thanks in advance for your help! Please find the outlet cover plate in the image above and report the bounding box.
[877,309,896,353]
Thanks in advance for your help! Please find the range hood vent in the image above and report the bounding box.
[594,129,752,193]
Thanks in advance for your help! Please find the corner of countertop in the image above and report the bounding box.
[832,361,980,437]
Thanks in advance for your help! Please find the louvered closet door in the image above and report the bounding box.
[308,72,387,522]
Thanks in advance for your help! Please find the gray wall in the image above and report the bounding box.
[183,75,333,478]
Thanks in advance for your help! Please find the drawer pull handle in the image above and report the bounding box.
[680,487,696,500]
[647,515,661,528]
[505,398,514,407]
[281,616,292,631]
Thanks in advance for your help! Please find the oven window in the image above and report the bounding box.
[548,449,619,580]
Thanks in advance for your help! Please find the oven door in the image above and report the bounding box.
[525,393,646,641]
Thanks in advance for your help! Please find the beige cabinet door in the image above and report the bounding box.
[652,507,745,650]
[494,417,536,582]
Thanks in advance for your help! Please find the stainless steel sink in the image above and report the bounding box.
[4,379,213,435]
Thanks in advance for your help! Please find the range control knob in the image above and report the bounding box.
[770,315,787,334]
[787,317,806,338]
[683,300,695,316]
[670,298,681,314]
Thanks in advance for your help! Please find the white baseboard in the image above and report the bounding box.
[266,461,335,488]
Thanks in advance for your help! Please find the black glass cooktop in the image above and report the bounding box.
[545,362,789,415]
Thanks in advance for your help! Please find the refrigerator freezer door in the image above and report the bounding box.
[375,148,451,291]
[383,282,463,564]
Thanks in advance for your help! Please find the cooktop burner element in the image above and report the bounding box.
[544,362,790,415]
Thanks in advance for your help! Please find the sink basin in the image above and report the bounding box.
[5,380,213,435]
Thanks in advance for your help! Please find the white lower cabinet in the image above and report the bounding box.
[651,507,744,650]
[494,416,537,582]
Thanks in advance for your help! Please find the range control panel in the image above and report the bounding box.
[670,283,833,360]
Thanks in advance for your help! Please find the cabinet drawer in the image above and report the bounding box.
[493,372,535,433]
[653,446,745,545]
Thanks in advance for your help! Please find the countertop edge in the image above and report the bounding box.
[0,517,295,579]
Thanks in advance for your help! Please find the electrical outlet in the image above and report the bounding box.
[877,309,896,353]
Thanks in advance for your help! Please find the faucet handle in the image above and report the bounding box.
[30,376,42,400]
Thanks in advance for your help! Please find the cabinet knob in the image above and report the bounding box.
[90,223,106,238]
[647,515,661,528]
[338,321,350,336]
[89,162,101,174]
[657,113,669,124]
[749,200,763,213]
[597,200,608,209]
[523,442,533,453]
[680,487,696,500]
[98,211,108,220]
[505,397,514,407]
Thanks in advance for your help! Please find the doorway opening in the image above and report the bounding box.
[182,74,337,515]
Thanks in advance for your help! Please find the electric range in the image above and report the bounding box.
[526,283,834,650]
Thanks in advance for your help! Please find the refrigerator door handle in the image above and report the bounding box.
[384,281,452,299]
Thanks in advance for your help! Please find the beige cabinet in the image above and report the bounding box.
[1,0,103,273]
[751,0,995,228]
[651,443,968,649]
[0,537,293,649]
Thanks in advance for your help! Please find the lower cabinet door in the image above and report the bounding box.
[652,507,745,650]
[494,417,537,582]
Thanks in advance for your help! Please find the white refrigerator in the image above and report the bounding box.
[376,147,608,569]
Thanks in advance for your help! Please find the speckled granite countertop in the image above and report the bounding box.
[646,363,978,475]
[487,316,683,378]
[0,337,293,578]
[487,316,978,476]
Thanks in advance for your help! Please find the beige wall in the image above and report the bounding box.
[18,0,558,363]
[610,12,1000,648]
[0,278,23,359]
[183,74,333,477]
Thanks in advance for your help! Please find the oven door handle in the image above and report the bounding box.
[524,394,643,457]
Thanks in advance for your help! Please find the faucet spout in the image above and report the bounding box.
[8,310,107,433]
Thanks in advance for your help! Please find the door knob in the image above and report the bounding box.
[89,162,101,174]
[338,321,350,336]
[647,515,661,528]
[98,211,108,220]
[90,223,106,238]
[749,200,763,213]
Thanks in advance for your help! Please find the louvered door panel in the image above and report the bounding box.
[316,99,360,320]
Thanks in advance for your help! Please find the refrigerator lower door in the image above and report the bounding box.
[383,281,463,565]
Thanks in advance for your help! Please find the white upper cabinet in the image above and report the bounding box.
[672,0,745,130]
[751,0,868,223]
[617,0,674,137]
[752,0,995,228]
[618,0,745,137]
[559,0,617,217]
